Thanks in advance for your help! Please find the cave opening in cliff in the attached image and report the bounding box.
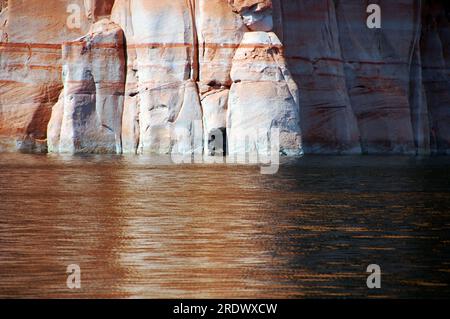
[208,128,227,157]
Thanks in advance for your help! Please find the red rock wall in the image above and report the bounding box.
[0,0,449,155]
[0,0,93,151]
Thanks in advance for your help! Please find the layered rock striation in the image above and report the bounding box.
[0,0,107,152]
[0,0,449,155]
[48,19,125,153]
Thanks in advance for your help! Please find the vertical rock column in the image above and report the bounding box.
[112,0,203,155]
[227,33,302,157]
[48,20,126,153]
[196,0,246,155]
[111,0,140,154]
[227,1,302,157]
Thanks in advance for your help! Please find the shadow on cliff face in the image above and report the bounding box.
[281,0,450,155]
[421,0,450,154]
[207,127,227,156]
[16,83,64,154]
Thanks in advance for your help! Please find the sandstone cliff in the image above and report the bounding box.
[0,0,449,155]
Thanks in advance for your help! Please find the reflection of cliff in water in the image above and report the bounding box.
[0,154,449,298]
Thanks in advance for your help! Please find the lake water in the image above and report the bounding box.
[0,154,449,298]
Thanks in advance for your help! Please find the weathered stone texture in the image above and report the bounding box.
[0,0,448,155]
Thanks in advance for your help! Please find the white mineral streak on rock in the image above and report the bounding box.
[171,81,204,155]
[47,92,64,153]
[53,19,125,153]
[111,0,139,153]
[228,32,302,157]
[112,0,203,155]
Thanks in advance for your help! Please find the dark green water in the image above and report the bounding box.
[0,154,449,298]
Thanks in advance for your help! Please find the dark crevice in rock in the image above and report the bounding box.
[208,128,227,156]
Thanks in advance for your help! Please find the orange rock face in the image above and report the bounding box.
[0,0,449,155]
[0,0,92,151]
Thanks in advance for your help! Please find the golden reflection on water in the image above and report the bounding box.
[0,154,449,298]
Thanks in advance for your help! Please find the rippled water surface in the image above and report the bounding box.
[0,154,449,298]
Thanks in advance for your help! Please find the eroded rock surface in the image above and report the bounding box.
[50,19,125,154]
[228,32,302,157]
[0,0,448,155]
[0,0,93,152]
